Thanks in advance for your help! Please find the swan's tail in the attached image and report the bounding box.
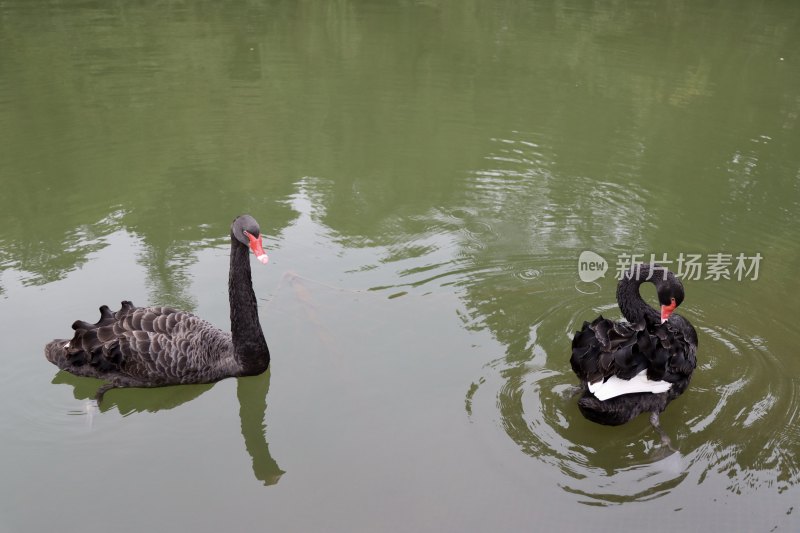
[44,303,127,375]
[44,338,71,368]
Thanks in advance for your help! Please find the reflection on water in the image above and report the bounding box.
[237,373,286,486]
[52,371,210,415]
[51,370,284,486]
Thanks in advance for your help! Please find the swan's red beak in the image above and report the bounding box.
[245,231,269,264]
[660,298,677,324]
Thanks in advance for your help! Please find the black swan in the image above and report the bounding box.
[45,214,271,402]
[570,263,698,444]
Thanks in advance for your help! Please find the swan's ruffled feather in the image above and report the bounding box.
[570,313,697,425]
[45,302,236,387]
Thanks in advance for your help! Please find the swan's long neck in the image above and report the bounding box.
[229,236,270,375]
[616,263,661,327]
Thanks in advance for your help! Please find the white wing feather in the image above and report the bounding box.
[588,369,672,401]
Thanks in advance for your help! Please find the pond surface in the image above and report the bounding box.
[2,1,800,531]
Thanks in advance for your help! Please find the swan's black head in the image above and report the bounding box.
[653,268,684,323]
[231,214,269,264]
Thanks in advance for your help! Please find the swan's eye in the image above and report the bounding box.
[671,297,676,306]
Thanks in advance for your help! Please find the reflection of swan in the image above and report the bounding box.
[238,371,285,485]
[51,369,284,486]
[51,371,210,414]
[45,215,271,402]
[570,264,698,442]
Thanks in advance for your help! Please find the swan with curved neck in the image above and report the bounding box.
[616,262,683,327]
[571,263,698,445]
[45,214,271,402]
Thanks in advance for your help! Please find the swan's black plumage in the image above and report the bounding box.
[570,263,698,433]
[45,215,270,401]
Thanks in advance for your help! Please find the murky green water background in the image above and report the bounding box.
[2,1,799,531]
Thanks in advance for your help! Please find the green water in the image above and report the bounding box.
[1,1,799,531]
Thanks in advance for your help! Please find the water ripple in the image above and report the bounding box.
[466,298,800,504]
